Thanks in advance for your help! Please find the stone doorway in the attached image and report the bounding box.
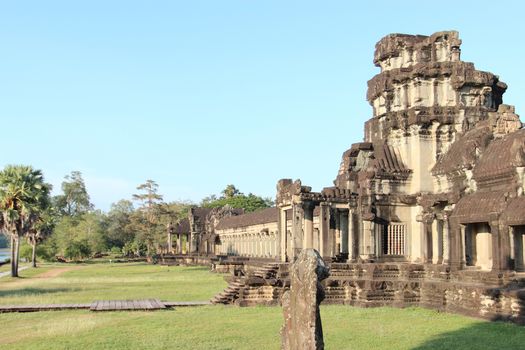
[464,222,492,270]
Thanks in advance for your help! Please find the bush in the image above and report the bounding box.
[19,242,56,263]
[110,246,122,255]
[20,243,33,262]
[122,240,146,257]
[64,240,91,261]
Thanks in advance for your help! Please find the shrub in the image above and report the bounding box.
[64,240,91,261]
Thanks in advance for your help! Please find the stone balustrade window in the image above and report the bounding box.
[383,223,406,256]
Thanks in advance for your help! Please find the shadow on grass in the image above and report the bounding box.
[411,321,525,350]
[0,287,72,298]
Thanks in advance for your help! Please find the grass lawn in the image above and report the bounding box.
[0,262,30,273]
[0,263,523,349]
[0,262,227,304]
[0,306,523,350]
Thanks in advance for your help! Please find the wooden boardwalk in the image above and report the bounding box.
[0,299,211,313]
[90,299,166,311]
[0,303,90,312]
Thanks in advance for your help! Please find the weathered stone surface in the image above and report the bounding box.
[281,249,330,350]
[204,30,525,324]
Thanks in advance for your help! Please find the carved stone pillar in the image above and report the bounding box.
[177,234,182,255]
[491,221,510,271]
[334,211,340,255]
[361,220,376,261]
[319,204,331,259]
[304,203,314,250]
[442,216,450,265]
[279,208,288,262]
[460,225,467,268]
[167,226,173,254]
[431,220,439,264]
[281,249,329,350]
[423,222,433,264]
[348,210,356,261]
[292,203,305,260]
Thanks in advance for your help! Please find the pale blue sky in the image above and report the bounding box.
[1,1,524,210]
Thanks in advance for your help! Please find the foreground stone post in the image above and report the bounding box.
[281,249,330,350]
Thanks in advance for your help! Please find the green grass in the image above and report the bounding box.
[0,263,523,349]
[0,306,523,350]
[0,262,30,273]
[0,263,227,304]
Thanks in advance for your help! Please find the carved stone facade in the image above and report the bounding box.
[274,31,525,273]
[190,31,525,323]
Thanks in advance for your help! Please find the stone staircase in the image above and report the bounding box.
[210,263,281,305]
[210,277,245,304]
[251,262,280,279]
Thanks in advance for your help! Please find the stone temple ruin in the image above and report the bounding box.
[164,31,525,324]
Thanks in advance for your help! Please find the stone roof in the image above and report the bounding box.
[502,196,525,226]
[432,122,492,175]
[215,207,278,230]
[372,144,410,174]
[473,129,525,185]
[451,191,508,224]
[174,218,190,234]
[190,207,213,219]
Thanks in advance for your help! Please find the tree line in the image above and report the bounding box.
[0,165,272,277]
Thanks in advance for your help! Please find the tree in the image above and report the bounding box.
[51,211,106,260]
[54,171,93,217]
[222,184,241,198]
[0,165,51,277]
[105,199,136,248]
[132,180,164,259]
[132,180,163,215]
[201,185,274,212]
[26,207,56,267]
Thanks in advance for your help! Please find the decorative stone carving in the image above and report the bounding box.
[490,104,522,137]
[281,249,330,350]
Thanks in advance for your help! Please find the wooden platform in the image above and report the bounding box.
[0,303,90,312]
[90,299,166,311]
[0,299,211,313]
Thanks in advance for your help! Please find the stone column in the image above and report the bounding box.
[319,204,331,260]
[304,203,314,249]
[348,210,356,261]
[177,234,182,255]
[491,221,510,271]
[361,220,376,261]
[279,208,288,262]
[460,225,467,268]
[334,211,340,255]
[423,222,433,264]
[292,203,305,260]
[167,228,173,254]
[281,249,329,350]
[442,217,450,265]
[432,220,439,264]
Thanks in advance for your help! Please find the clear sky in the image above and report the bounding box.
[1,1,524,211]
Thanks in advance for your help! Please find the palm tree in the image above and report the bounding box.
[0,165,51,277]
[27,207,55,268]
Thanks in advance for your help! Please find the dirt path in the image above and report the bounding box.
[35,265,85,279]
[0,266,30,279]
